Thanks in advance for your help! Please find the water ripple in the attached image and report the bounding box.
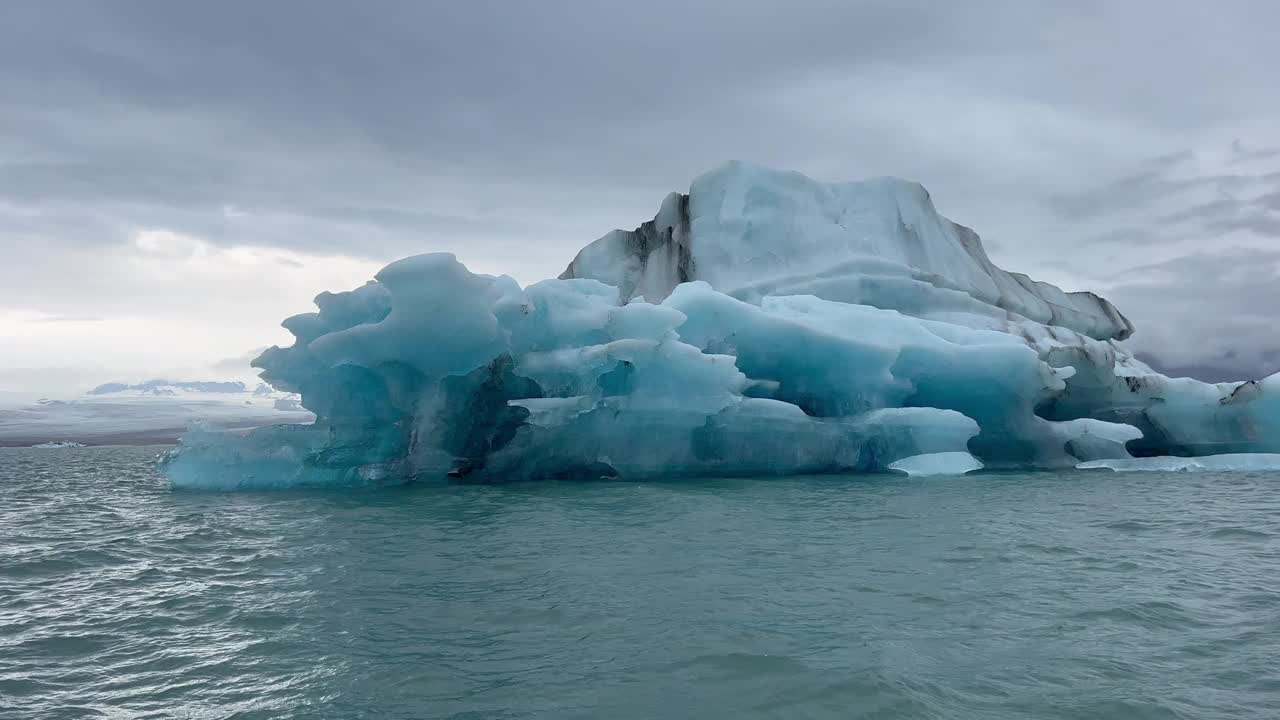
[2,448,1279,719]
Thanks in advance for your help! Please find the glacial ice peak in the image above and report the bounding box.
[562,161,1134,341]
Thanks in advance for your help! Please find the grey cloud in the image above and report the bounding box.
[1158,197,1244,227]
[1054,166,1259,224]
[1230,139,1280,165]
[211,347,271,375]
[1109,248,1280,381]
[7,2,1081,269]
[2,1,1280,387]
[1064,227,1276,360]
[1254,191,1280,211]
[7,2,1278,219]
[1206,212,1280,237]
[2,2,972,187]
[1135,353,1261,385]
[1060,148,1280,287]
[1153,183,1280,234]
[36,315,106,323]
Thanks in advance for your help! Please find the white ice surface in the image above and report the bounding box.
[564,162,1133,341]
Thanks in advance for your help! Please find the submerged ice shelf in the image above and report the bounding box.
[162,162,1279,489]
[1078,454,1280,473]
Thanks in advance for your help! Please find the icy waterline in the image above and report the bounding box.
[1079,454,1280,473]
[161,162,1279,489]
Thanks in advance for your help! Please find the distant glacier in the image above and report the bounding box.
[161,162,1280,489]
[0,381,310,447]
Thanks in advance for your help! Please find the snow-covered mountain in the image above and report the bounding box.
[86,379,257,396]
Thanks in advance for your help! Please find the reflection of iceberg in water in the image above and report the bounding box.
[161,162,1280,489]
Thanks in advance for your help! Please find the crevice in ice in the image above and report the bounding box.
[559,191,694,304]
[434,354,542,477]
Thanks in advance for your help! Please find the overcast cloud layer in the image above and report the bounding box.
[2,0,1278,395]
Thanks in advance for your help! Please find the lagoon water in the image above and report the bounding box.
[2,445,1278,719]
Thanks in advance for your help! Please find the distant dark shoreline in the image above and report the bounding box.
[0,422,310,448]
[0,428,185,447]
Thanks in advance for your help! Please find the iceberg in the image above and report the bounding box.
[161,162,1279,488]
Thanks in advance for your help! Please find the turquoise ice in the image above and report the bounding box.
[162,163,1279,489]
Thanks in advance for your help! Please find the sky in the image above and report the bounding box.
[2,0,1278,395]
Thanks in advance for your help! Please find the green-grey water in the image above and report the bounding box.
[2,446,1278,719]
